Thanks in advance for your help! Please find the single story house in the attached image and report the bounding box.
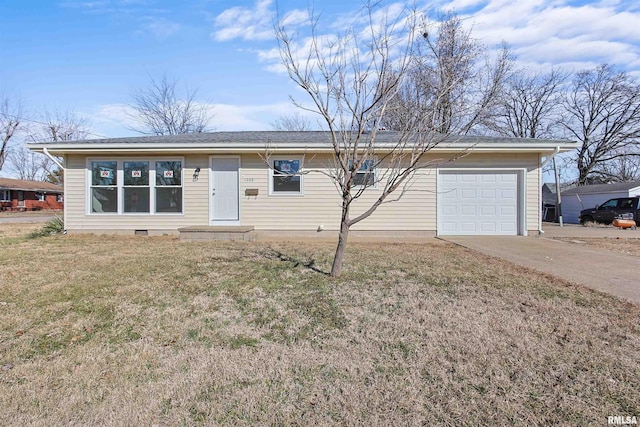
[0,177,64,211]
[28,131,576,237]
[561,181,640,224]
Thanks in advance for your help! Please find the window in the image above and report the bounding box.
[598,199,618,210]
[0,190,9,202]
[56,193,64,203]
[35,192,45,202]
[124,161,150,213]
[91,161,118,213]
[351,159,376,188]
[271,159,302,194]
[88,159,183,214]
[155,161,183,213]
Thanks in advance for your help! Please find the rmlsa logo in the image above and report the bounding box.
[608,416,638,425]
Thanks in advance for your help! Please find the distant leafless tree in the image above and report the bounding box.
[489,68,568,139]
[587,149,640,183]
[560,65,640,185]
[129,74,213,135]
[0,93,23,171]
[9,146,43,181]
[270,112,313,131]
[10,110,90,182]
[384,12,512,135]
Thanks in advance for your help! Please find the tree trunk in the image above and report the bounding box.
[330,210,350,277]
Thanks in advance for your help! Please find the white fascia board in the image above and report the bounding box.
[28,141,578,155]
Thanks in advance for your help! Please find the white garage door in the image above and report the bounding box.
[438,171,519,235]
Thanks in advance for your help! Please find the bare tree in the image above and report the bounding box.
[490,68,568,138]
[129,74,213,135]
[587,148,640,183]
[10,110,90,182]
[560,65,640,185]
[9,146,43,181]
[384,12,512,135]
[275,4,499,277]
[270,112,313,131]
[0,93,22,171]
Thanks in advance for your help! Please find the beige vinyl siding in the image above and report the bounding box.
[65,154,209,231]
[241,152,539,232]
[65,151,540,233]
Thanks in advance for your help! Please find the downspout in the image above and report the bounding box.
[538,146,560,234]
[43,147,64,170]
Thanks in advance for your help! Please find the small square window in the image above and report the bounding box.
[272,159,301,194]
[56,194,64,203]
[350,159,376,188]
[35,192,45,202]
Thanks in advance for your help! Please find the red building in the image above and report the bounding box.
[0,178,64,211]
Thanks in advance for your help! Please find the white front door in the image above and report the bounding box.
[210,157,240,224]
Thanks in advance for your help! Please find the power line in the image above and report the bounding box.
[0,111,110,140]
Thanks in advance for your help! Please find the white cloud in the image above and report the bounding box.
[212,0,309,42]
[443,0,640,72]
[212,0,274,41]
[89,102,316,135]
[138,16,181,39]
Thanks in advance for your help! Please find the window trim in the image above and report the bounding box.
[86,157,184,215]
[269,157,304,196]
[35,192,46,202]
[350,158,377,189]
[0,189,10,202]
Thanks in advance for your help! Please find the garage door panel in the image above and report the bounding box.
[461,205,476,215]
[439,171,519,236]
[481,205,496,215]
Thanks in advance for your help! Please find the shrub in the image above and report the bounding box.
[28,216,64,239]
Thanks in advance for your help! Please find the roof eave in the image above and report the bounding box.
[29,141,578,155]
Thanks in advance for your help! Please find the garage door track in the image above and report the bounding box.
[440,233,640,304]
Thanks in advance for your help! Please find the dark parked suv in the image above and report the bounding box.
[579,197,640,225]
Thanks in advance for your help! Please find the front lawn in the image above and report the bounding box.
[1,225,638,425]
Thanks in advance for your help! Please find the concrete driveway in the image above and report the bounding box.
[440,225,640,304]
[0,213,56,224]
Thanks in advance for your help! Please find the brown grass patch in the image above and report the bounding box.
[553,236,640,257]
[0,232,638,425]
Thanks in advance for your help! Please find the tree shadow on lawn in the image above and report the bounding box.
[261,246,331,276]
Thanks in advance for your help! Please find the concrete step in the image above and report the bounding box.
[178,225,256,242]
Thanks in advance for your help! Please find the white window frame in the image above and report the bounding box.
[35,192,46,202]
[269,157,304,196]
[350,158,377,189]
[0,189,10,202]
[86,157,184,215]
[56,193,64,203]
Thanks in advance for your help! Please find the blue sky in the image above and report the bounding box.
[1,0,639,139]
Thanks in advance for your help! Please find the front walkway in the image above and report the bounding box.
[440,231,640,304]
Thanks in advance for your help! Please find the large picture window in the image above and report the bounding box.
[124,161,150,213]
[91,161,118,213]
[0,190,10,202]
[155,161,183,213]
[88,159,183,215]
[271,159,302,194]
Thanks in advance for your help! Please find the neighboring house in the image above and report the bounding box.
[561,181,640,224]
[0,178,64,211]
[28,131,575,236]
